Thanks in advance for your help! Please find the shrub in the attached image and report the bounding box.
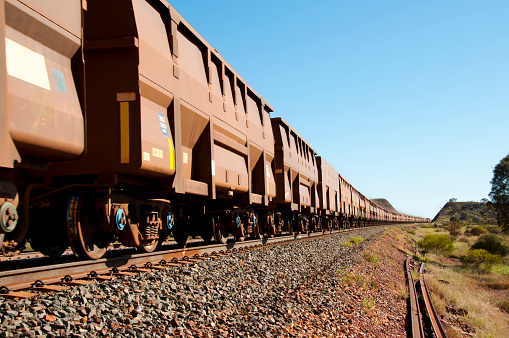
[417,234,454,255]
[488,226,502,234]
[471,233,509,256]
[407,230,416,235]
[462,249,501,273]
[341,242,352,247]
[470,226,487,236]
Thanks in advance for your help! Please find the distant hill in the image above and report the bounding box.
[371,198,400,214]
[432,201,497,225]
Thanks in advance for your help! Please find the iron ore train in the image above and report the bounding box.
[0,0,427,260]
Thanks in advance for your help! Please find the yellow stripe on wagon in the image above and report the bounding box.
[168,138,174,170]
[120,101,130,163]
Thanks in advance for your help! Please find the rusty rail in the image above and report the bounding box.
[406,255,424,338]
[420,262,448,338]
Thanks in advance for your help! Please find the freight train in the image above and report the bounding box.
[0,0,427,260]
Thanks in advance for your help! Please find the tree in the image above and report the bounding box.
[447,221,462,236]
[449,198,458,203]
[489,154,509,231]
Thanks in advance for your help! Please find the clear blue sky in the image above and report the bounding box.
[168,0,509,219]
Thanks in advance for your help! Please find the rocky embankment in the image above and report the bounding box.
[0,227,413,337]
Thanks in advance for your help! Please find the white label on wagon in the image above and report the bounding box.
[6,38,50,90]
[152,147,163,158]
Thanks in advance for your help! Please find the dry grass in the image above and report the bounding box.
[409,225,509,336]
[424,256,509,337]
[426,265,509,337]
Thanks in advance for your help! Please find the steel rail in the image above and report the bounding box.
[406,256,424,338]
[420,262,448,338]
[0,227,362,295]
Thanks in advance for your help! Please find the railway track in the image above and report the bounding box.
[406,255,448,338]
[0,227,362,299]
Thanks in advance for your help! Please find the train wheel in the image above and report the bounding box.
[267,214,276,238]
[288,219,296,235]
[213,216,228,244]
[234,215,245,242]
[199,215,214,244]
[67,193,111,260]
[172,224,188,246]
[30,201,69,257]
[251,213,263,240]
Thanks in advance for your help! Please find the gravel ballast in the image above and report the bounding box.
[0,227,413,337]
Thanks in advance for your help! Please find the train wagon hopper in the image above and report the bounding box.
[169,2,276,244]
[373,204,382,225]
[315,157,340,231]
[351,186,362,228]
[0,0,85,256]
[271,118,319,234]
[43,0,276,257]
[365,199,376,226]
[358,193,368,227]
[338,174,354,229]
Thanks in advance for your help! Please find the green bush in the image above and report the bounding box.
[462,249,501,273]
[406,230,416,235]
[417,234,454,255]
[470,226,487,236]
[471,233,509,256]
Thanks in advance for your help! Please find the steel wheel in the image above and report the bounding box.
[67,193,111,260]
[234,215,245,241]
[266,214,276,238]
[172,222,188,246]
[213,216,228,244]
[251,214,263,240]
[31,235,68,257]
[30,201,69,257]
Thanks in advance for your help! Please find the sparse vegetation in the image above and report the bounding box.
[350,236,364,244]
[363,251,379,264]
[433,201,497,226]
[341,241,352,247]
[361,298,375,312]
